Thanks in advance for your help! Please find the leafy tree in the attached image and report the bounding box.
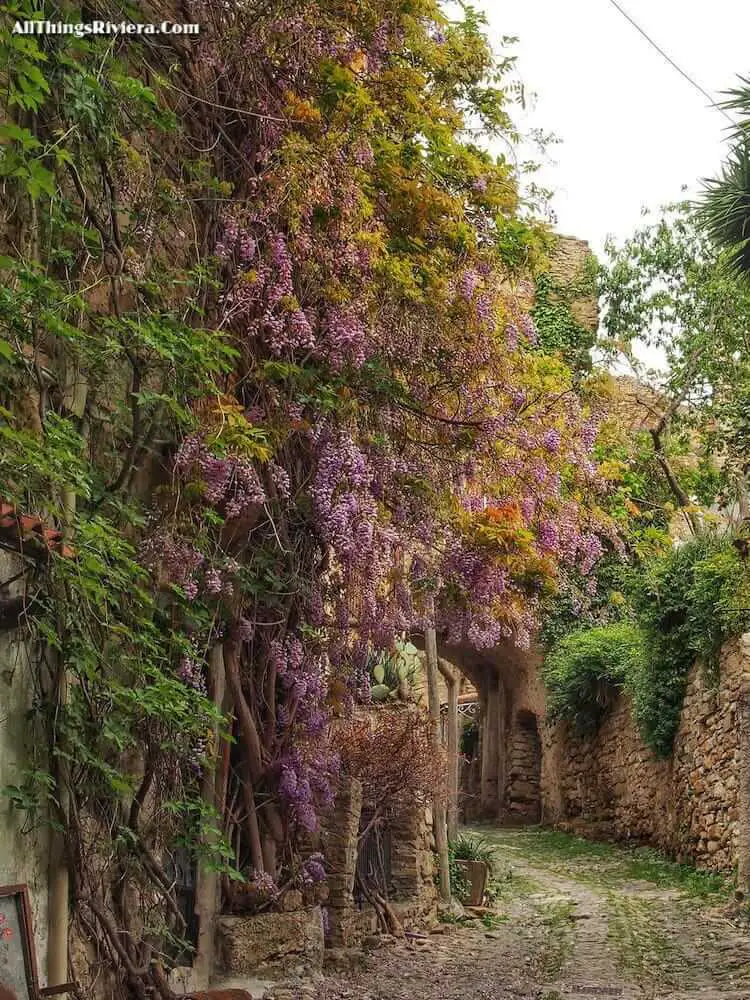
[599,202,750,521]
[542,202,750,757]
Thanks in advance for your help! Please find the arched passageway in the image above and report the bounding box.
[424,637,546,825]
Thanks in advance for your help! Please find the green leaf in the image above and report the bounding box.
[26,158,55,198]
[0,123,40,149]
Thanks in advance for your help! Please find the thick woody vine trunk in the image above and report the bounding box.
[223,638,266,871]
[222,636,285,872]
[425,620,450,902]
[47,364,89,993]
[193,644,228,987]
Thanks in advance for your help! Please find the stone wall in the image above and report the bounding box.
[319,777,376,948]
[390,803,438,926]
[541,635,750,873]
[547,235,598,333]
[505,711,541,822]
[319,771,436,948]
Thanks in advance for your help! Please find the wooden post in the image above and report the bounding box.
[46,665,70,991]
[425,619,450,901]
[438,659,459,842]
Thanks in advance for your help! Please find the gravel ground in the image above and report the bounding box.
[267,827,750,1000]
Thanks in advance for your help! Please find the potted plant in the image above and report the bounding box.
[449,834,497,906]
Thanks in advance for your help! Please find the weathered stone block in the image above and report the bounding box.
[326,905,377,947]
[215,908,324,979]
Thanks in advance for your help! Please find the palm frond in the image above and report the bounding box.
[697,143,750,276]
[718,76,750,140]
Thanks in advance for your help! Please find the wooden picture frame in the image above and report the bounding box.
[0,885,39,1000]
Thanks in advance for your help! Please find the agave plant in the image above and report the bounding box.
[449,833,499,876]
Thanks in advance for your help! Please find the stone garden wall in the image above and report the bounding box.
[541,635,750,875]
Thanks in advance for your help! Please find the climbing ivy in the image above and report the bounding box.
[532,252,599,373]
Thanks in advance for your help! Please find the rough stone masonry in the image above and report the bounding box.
[541,634,750,878]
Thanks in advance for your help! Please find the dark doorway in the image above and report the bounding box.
[164,847,199,966]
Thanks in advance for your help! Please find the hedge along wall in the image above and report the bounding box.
[540,634,750,877]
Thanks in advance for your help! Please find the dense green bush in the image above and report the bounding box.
[542,622,645,735]
[628,534,750,757]
[543,534,750,758]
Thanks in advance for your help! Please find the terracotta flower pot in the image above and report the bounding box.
[455,858,488,906]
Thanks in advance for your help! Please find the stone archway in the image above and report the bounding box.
[505,709,541,823]
[413,635,547,824]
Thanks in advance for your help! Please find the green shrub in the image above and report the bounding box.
[543,622,645,735]
[443,843,469,901]
[629,534,750,757]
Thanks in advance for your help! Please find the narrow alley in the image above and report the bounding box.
[310,828,750,1000]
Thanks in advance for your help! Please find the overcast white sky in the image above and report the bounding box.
[478,0,750,260]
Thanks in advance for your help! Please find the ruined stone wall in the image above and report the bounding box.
[542,635,750,872]
[319,769,437,949]
[547,234,598,334]
[390,803,437,927]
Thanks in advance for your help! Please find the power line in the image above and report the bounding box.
[604,0,736,125]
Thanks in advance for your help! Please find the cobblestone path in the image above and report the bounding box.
[311,827,750,1000]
